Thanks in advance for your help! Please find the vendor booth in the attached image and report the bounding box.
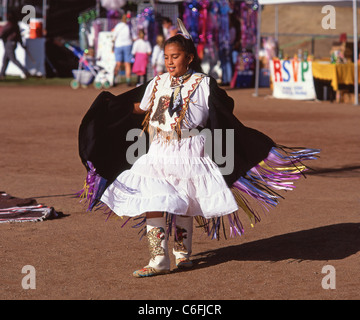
[256,0,360,105]
[76,0,261,87]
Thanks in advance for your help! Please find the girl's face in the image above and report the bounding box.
[164,43,193,78]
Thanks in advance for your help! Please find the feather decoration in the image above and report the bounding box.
[177,18,192,40]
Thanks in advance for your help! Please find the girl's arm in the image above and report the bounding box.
[133,102,146,114]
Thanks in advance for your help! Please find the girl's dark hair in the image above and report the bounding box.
[164,34,203,73]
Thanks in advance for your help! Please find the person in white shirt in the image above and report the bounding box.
[162,17,177,40]
[131,29,152,86]
[112,14,133,85]
[151,34,165,76]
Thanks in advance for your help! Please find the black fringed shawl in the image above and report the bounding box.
[78,76,319,238]
[78,76,275,189]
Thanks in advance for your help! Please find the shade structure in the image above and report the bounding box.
[256,0,359,105]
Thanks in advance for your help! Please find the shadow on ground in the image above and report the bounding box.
[191,223,360,269]
[307,165,360,178]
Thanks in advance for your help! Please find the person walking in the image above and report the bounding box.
[0,11,30,80]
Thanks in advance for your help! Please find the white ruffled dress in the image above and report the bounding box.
[100,72,239,218]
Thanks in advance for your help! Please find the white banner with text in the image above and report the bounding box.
[270,59,316,100]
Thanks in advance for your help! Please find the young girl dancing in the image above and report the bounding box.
[78,20,319,278]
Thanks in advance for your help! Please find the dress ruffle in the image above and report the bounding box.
[100,135,239,218]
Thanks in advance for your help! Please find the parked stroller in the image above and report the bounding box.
[65,43,112,89]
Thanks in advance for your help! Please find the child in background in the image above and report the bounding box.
[151,34,165,76]
[131,29,152,86]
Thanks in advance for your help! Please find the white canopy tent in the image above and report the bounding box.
[255,0,359,105]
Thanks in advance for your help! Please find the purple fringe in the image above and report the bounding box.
[77,161,108,212]
[192,145,320,240]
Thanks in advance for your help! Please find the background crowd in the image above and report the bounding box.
[0,1,261,89]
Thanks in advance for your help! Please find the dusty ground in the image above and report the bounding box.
[0,84,359,301]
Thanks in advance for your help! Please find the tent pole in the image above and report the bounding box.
[42,0,47,34]
[254,4,262,97]
[2,0,7,21]
[275,5,278,43]
[96,0,101,17]
[353,0,359,105]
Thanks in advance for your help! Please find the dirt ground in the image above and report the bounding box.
[0,83,359,301]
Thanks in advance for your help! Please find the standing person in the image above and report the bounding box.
[151,34,165,76]
[162,17,177,40]
[112,14,133,86]
[218,0,232,86]
[131,29,152,86]
[78,20,319,278]
[0,11,30,80]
